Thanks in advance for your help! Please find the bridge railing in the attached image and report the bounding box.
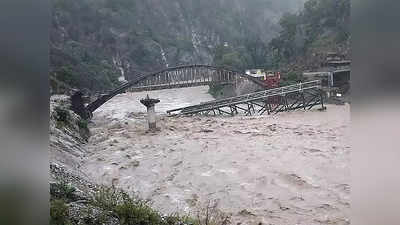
[129,66,241,90]
[85,65,269,114]
[167,80,321,115]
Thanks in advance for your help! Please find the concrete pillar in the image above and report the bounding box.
[147,104,156,130]
[140,95,160,131]
[70,90,90,119]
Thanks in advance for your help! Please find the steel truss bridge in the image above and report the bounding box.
[84,65,267,116]
[167,80,325,116]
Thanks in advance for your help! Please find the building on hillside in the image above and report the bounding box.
[325,52,345,62]
[245,69,266,80]
[303,55,351,98]
[323,52,351,69]
[246,69,281,89]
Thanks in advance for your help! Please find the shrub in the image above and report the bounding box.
[77,119,88,130]
[114,200,164,225]
[50,199,70,225]
[77,118,90,141]
[92,187,201,225]
[92,187,163,225]
[54,106,71,128]
[164,214,197,225]
[91,186,231,225]
[92,187,127,211]
[50,182,76,202]
[81,207,110,225]
[195,201,230,225]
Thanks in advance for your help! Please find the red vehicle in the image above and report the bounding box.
[264,71,281,106]
[264,71,281,89]
[245,69,281,89]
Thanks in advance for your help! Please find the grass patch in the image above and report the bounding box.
[92,187,166,225]
[114,200,164,225]
[92,187,230,225]
[92,186,127,211]
[50,184,230,225]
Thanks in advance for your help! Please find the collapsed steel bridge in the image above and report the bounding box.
[167,80,325,116]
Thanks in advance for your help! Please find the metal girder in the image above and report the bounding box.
[167,80,325,117]
[85,65,269,115]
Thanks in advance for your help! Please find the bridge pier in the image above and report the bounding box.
[71,91,91,119]
[140,95,160,131]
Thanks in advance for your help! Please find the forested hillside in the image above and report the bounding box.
[268,0,350,74]
[50,0,306,92]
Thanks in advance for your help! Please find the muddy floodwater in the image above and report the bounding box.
[83,86,350,225]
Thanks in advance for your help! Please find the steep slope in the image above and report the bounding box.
[268,0,350,75]
[50,0,306,93]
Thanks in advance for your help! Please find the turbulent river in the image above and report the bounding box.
[83,86,350,225]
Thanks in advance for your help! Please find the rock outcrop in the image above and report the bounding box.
[50,95,119,224]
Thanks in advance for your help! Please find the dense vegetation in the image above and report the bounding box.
[212,0,350,86]
[268,0,350,70]
[51,0,350,93]
[50,183,229,225]
[50,0,305,93]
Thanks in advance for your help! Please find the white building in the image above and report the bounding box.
[245,69,266,80]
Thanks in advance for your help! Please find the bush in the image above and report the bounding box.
[114,200,164,225]
[50,182,76,202]
[50,199,70,225]
[92,187,127,211]
[81,207,110,225]
[194,201,230,225]
[93,187,163,225]
[49,184,230,225]
[164,214,198,225]
[92,187,204,225]
[54,106,71,128]
[54,107,70,123]
[77,119,88,130]
[77,118,90,140]
[93,187,162,225]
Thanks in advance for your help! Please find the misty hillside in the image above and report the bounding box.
[50,0,306,92]
[269,0,350,74]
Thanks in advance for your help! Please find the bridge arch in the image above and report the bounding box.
[85,65,267,116]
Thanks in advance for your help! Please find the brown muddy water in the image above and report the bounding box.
[82,86,350,225]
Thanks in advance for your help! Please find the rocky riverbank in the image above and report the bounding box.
[49,96,210,225]
[50,88,350,225]
[82,88,350,225]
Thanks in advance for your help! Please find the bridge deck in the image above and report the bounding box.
[84,65,268,116]
[167,80,325,116]
[129,81,234,92]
